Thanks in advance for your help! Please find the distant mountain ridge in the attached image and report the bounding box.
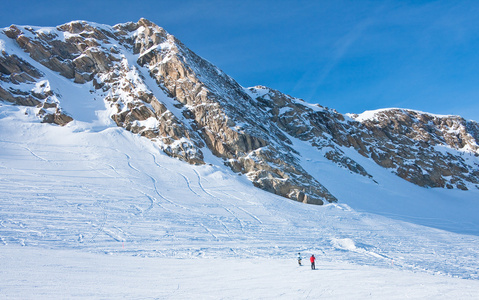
[1,18,478,204]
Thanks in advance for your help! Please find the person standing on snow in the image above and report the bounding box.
[310,254,316,270]
[297,253,302,266]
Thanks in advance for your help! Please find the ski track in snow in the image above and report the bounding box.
[194,169,247,233]
[179,172,201,197]
[23,146,49,162]
[221,191,264,224]
[125,153,141,173]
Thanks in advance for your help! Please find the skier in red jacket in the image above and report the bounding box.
[310,254,316,270]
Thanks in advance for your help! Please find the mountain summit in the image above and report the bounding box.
[1,19,478,205]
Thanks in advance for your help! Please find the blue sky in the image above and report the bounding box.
[2,0,478,121]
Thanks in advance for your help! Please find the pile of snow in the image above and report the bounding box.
[331,238,357,251]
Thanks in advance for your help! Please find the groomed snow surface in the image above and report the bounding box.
[1,102,479,299]
[3,246,479,299]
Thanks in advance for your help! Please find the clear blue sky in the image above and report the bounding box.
[2,0,479,121]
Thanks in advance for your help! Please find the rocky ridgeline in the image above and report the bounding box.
[350,109,479,189]
[250,86,478,190]
[1,19,478,205]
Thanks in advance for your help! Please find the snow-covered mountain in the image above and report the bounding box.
[2,19,478,206]
[1,19,479,297]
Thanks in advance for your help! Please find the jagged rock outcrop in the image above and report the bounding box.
[248,87,374,179]
[0,50,72,125]
[349,109,479,190]
[1,19,478,205]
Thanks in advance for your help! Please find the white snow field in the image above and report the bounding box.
[1,101,479,299]
[2,246,479,299]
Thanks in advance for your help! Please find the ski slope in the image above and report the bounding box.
[1,102,479,298]
[2,246,479,299]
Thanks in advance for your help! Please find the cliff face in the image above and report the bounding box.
[1,19,478,205]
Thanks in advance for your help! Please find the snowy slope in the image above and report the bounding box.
[1,103,479,280]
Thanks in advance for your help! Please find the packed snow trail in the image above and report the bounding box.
[1,246,479,299]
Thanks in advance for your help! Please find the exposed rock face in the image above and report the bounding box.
[248,87,374,180]
[0,49,72,126]
[1,19,478,205]
[349,109,479,190]
[248,87,479,190]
